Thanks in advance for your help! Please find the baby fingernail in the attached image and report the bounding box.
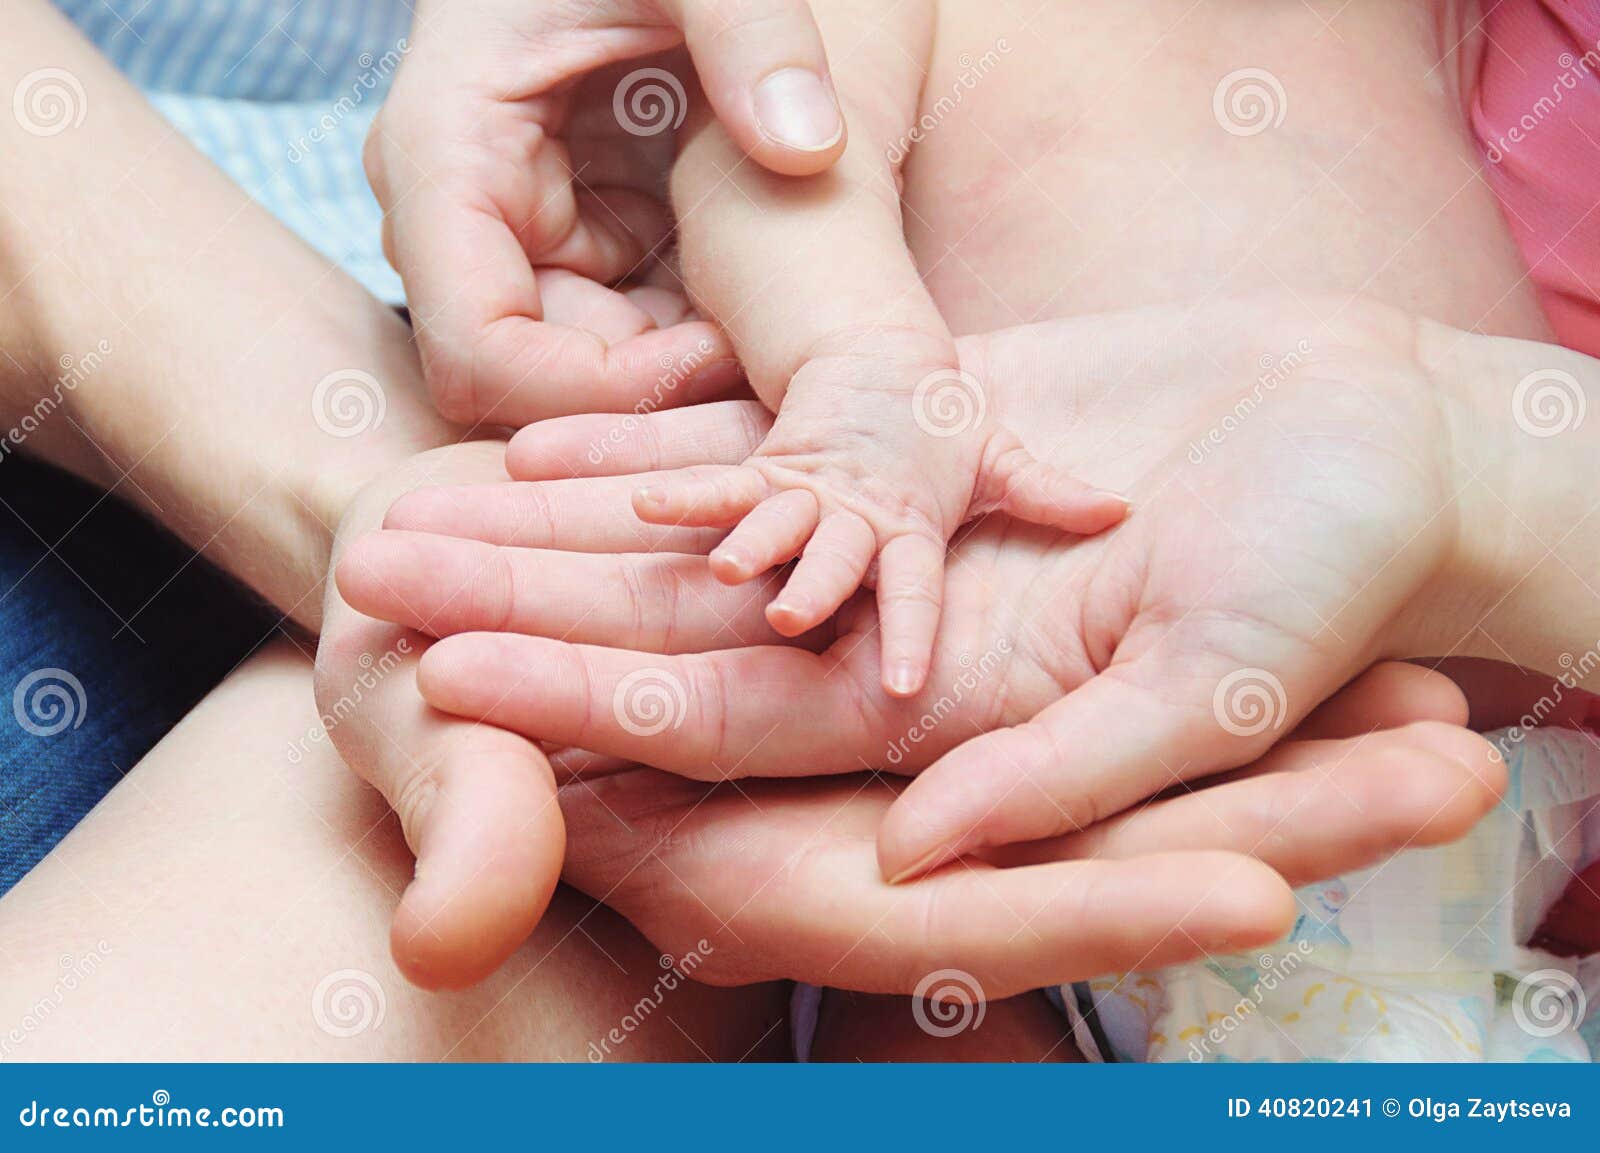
[715,546,749,572]
[635,486,667,506]
[888,661,921,696]
[753,68,844,152]
[885,843,957,885]
[770,595,810,624]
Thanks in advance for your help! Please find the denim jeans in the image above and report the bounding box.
[0,457,272,896]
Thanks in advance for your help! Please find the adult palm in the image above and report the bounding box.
[343,295,1480,884]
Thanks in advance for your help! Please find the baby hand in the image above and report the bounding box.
[630,334,1128,697]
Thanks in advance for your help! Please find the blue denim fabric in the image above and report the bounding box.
[0,458,272,896]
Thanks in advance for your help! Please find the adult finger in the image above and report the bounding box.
[562,770,1293,998]
[1291,661,1468,741]
[416,632,894,779]
[506,400,771,481]
[384,176,737,426]
[993,721,1506,888]
[315,444,566,989]
[663,0,847,175]
[876,640,1342,883]
[316,620,564,990]
[383,476,728,554]
[337,531,790,651]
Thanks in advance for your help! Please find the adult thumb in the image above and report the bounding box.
[665,0,846,174]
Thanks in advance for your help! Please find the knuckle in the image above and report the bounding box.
[683,656,733,774]
[731,402,772,458]
[472,548,519,634]
[1014,721,1100,836]
[616,561,678,653]
[637,416,666,472]
[390,756,444,855]
[421,348,478,425]
[513,485,558,545]
[696,0,798,42]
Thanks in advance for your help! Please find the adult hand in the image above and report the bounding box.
[330,450,1502,992]
[368,0,845,426]
[346,296,1508,884]
[553,662,1498,995]
[333,413,1502,992]
[315,441,565,991]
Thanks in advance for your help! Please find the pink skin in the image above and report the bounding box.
[369,0,848,428]
[630,354,1128,699]
[362,296,1526,891]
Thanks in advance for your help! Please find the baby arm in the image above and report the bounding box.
[653,0,1127,697]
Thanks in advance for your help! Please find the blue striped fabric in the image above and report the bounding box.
[53,0,411,302]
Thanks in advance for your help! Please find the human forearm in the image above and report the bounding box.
[0,1,456,629]
[1425,322,1600,674]
[670,0,943,399]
